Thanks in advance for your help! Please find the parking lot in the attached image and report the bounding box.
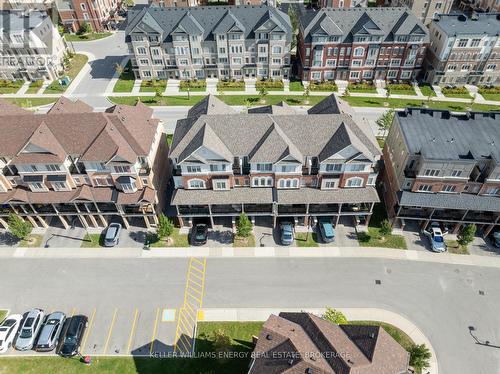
[0,258,196,357]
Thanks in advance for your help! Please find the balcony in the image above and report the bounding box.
[431,209,467,221]
[243,204,273,214]
[309,204,340,214]
[278,204,307,215]
[178,205,209,216]
[463,211,498,224]
[211,204,242,214]
[398,207,433,219]
[404,169,416,178]
[342,203,372,213]
[97,203,118,212]
[55,204,78,213]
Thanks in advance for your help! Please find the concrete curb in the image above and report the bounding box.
[199,307,438,374]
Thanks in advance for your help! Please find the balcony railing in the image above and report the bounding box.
[278,204,307,214]
[309,204,340,214]
[178,206,209,216]
[243,204,273,214]
[211,204,242,214]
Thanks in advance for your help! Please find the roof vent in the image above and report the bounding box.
[266,334,273,340]
[431,137,436,142]
[369,332,375,339]
[305,369,314,374]
[288,359,294,366]
[490,141,495,146]
[348,359,354,364]
[471,12,479,20]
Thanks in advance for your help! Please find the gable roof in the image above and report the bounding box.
[48,97,93,114]
[187,94,236,118]
[248,101,298,115]
[300,7,428,43]
[126,5,292,43]
[307,94,341,115]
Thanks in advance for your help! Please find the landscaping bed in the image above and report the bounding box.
[233,234,255,247]
[139,79,167,93]
[478,86,500,101]
[441,86,471,99]
[357,203,407,249]
[7,98,57,108]
[445,239,469,255]
[80,233,104,248]
[255,79,284,91]
[347,82,377,93]
[44,53,88,94]
[146,229,189,248]
[418,83,436,97]
[179,79,206,92]
[309,80,338,92]
[113,60,135,93]
[386,83,416,96]
[295,232,319,247]
[19,234,43,248]
[217,79,244,92]
[0,79,24,94]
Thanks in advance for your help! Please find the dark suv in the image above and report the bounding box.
[192,223,208,245]
[57,315,88,357]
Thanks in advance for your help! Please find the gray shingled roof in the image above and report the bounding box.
[300,7,428,43]
[433,13,500,37]
[126,5,292,43]
[248,101,298,115]
[396,109,500,162]
[278,186,379,204]
[398,191,500,212]
[171,187,273,205]
[170,109,381,164]
[187,94,236,118]
[307,94,341,115]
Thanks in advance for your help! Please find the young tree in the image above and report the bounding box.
[157,214,174,240]
[288,5,298,50]
[457,224,476,247]
[322,307,348,325]
[379,219,392,238]
[212,329,231,354]
[114,63,124,76]
[376,109,395,138]
[343,87,350,97]
[8,213,32,240]
[77,22,92,36]
[409,344,431,373]
[303,86,310,104]
[154,87,163,103]
[258,86,268,103]
[236,213,252,238]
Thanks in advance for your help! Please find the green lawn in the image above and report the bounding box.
[64,33,112,42]
[146,228,189,248]
[108,95,205,106]
[441,87,471,99]
[233,234,255,247]
[140,79,167,93]
[80,233,104,248]
[19,234,43,248]
[418,84,436,97]
[0,80,24,94]
[295,232,319,247]
[7,98,57,108]
[25,80,44,94]
[113,60,135,93]
[445,240,470,255]
[289,80,304,91]
[376,136,385,148]
[357,203,407,249]
[342,96,500,112]
[217,81,245,92]
[443,92,472,99]
[44,54,88,94]
[481,93,500,101]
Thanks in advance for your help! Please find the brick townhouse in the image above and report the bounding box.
[168,95,381,228]
[125,5,292,81]
[390,0,453,25]
[459,0,500,14]
[297,7,429,82]
[424,13,500,86]
[56,0,121,33]
[381,108,500,236]
[0,97,168,230]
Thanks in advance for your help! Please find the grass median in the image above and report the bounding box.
[357,203,407,249]
[7,98,57,108]
[44,54,88,94]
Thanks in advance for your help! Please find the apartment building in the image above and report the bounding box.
[56,0,121,33]
[148,0,198,7]
[424,13,500,86]
[0,97,168,230]
[0,10,66,81]
[297,7,429,82]
[169,95,381,228]
[0,0,54,10]
[459,0,500,13]
[125,5,292,81]
[381,108,500,237]
[390,0,453,25]
[318,0,367,8]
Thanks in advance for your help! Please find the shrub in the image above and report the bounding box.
[179,79,206,89]
[256,79,283,89]
[76,22,92,35]
[409,344,431,373]
[379,219,392,237]
[348,82,374,91]
[387,83,413,91]
[236,213,252,238]
[442,86,468,95]
[310,80,337,91]
[457,224,476,247]
[157,213,174,240]
[478,86,500,94]
[323,307,348,325]
[8,213,32,240]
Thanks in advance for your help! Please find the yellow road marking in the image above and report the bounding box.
[178,314,192,335]
[190,265,204,275]
[149,307,160,355]
[103,309,118,354]
[191,258,205,266]
[127,309,139,353]
[189,278,203,289]
[81,308,96,353]
[197,310,205,321]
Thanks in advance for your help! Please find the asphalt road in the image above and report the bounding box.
[1,258,499,373]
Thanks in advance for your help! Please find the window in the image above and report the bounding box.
[213,180,228,190]
[113,165,131,173]
[346,177,363,187]
[121,181,137,193]
[487,64,497,70]
[188,179,205,189]
[457,39,468,47]
[346,164,365,172]
[186,165,202,173]
[252,177,273,187]
[354,47,364,57]
[80,3,86,9]
[209,164,227,172]
[390,59,401,66]
[367,174,376,186]
[272,46,282,54]
[46,164,61,172]
[451,170,463,177]
[418,184,432,192]
[470,39,481,47]
[279,165,297,173]
[256,163,272,172]
[278,178,299,189]
[447,65,456,71]
[322,179,338,189]
[351,60,362,67]
[485,187,500,196]
[29,182,46,192]
[52,181,68,191]
[325,164,342,172]
[349,71,360,79]
[441,185,456,193]
[461,64,471,71]
[326,59,336,67]
[424,169,440,177]
[387,70,397,78]
[137,47,147,55]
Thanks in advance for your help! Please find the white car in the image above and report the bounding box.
[15,309,45,351]
[425,227,447,252]
[0,314,23,353]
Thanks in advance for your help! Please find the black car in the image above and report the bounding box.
[192,223,208,245]
[57,315,88,357]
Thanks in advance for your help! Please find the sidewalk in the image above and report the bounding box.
[4,245,500,268]
[199,307,438,374]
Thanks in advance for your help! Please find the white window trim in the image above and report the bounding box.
[345,177,364,188]
[188,179,206,189]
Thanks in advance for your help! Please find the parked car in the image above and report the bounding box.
[104,223,122,247]
[424,227,447,252]
[35,312,66,352]
[280,221,294,246]
[493,231,500,248]
[318,219,335,243]
[430,221,449,235]
[192,223,208,245]
[0,314,23,353]
[15,308,45,351]
[57,315,88,357]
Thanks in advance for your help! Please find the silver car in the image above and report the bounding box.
[35,312,66,352]
[15,308,45,351]
[104,223,122,247]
